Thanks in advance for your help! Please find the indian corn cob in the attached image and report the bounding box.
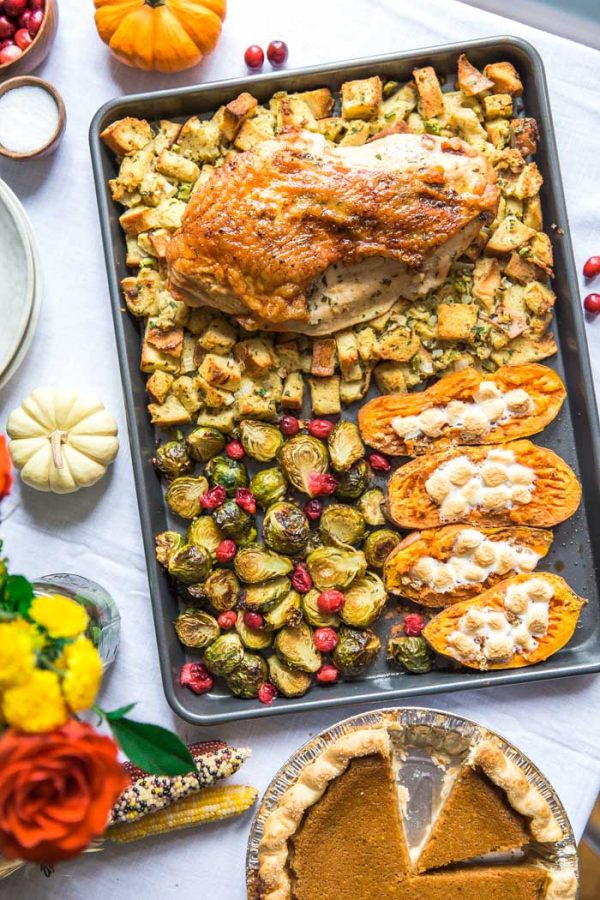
[109,740,251,826]
[106,784,258,843]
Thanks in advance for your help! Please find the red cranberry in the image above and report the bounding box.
[18,8,31,28]
[14,26,31,50]
[584,293,600,314]
[225,439,245,460]
[200,485,227,509]
[0,16,15,39]
[303,498,323,521]
[279,415,300,436]
[267,40,288,67]
[215,539,237,564]
[313,627,338,653]
[307,472,338,497]
[403,613,426,636]
[317,590,345,614]
[179,662,214,695]
[308,418,334,439]
[368,452,392,473]
[258,682,278,704]
[243,611,264,630]
[291,562,312,594]
[29,0,45,8]
[244,44,264,69]
[584,256,600,279]
[235,488,256,514]
[316,663,340,684]
[27,7,43,35]
[4,0,26,17]
[217,610,237,630]
[0,41,20,63]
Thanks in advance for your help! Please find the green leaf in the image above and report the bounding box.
[104,703,137,721]
[106,716,195,776]
[4,575,34,616]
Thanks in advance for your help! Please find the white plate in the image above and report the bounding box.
[0,179,35,381]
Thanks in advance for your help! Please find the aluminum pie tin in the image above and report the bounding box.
[246,706,578,898]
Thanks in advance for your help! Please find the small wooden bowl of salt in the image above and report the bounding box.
[0,76,65,160]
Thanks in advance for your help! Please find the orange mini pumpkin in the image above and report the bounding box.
[94,0,227,73]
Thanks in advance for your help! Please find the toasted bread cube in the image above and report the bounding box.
[341,76,383,120]
[198,354,241,391]
[148,395,192,427]
[308,377,341,415]
[523,282,555,316]
[338,120,371,146]
[146,322,184,358]
[234,338,277,375]
[196,376,234,409]
[486,216,536,255]
[171,375,202,414]
[381,83,418,123]
[340,367,371,405]
[523,195,543,231]
[220,92,258,141]
[148,229,170,260]
[119,205,158,236]
[179,334,197,375]
[510,117,538,156]
[317,117,346,142]
[437,303,479,341]
[374,361,407,394]
[355,326,379,362]
[376,327,420,362]
[503,163,543,200]
[457,54,495,96]
[101,117,153,156]
[139,173,177,207]
[125,235,144,268]
[473,257,501,309]
[412,67,444,119]
[234,110,276,151]
[196,318,238,354]
[197,407,236,433]
[118,149,154,192]
[151,120,181,154]
[503,251,545,284]
[156,149,200,183]
[528,232,553,273]
[177,117,221,162]
[276,341,302,376]
[507,333,557,365]
[484,62,523,96]
[485,118,511,149]
[275,96,318,133]
[281,372,304,410]
[311,338,337,377]
[292,88,334,119]
[154,198,187,231]
[109,180,142,207]
[146,371,174,405]
[335,330,361,381]
[121,268,161,317]
[140,340,180,375]
[187,308,214,336]
[483,93,513,120]
[448,106,487,151]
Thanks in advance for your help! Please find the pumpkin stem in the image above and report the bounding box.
[144,0,166,7]
[50,430,68,470]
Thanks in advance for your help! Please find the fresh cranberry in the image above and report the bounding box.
[225,439,245,460]
[308,418,334,439]
[279,415,300,436]
[179,662,214,694]
[4,0,26,17]
[583,256,600,279]
[584,293,600,314]
[27,7,43,35]
[243,611,264,630]
[317,590,345,614]
[307,472,338,496]
[258,682,278,704]
[200,485,227,509]
[13,26,30,49]
[303,498,323,521]
[403,613,426,636]
[313,627,338,653]
[291,562,312,594]
[316,663,340,684]
[215,539,237,564]
[217,610,237,630]
[244,44,264,69]
[0,41,20,63]
[235,488,256,514]
[29,0,45,8]
[368,452,392,473]
[18,8,31,28]
[267,40,288,67]
[0,15,15,39]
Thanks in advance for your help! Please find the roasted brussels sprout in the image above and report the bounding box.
[306,546,367,591]
[268,656,312,698]
[201,568,240,612]
[363,529,402,569]
[234,544,293,583]
[264,590,303,629]
[235,612,273,650]
[357,488,386,526]
[239,419,284,462]
[263,502,309,556]
[240,576,291,611]
[334,460,370,500]
[153,440,193,480]
[206,455,249,495]
[327,421,365,472]
[237,525,259,548]
[188,516,224,556]
[186,426,226,462]
[332,626,381,677]
[274,622,322,673]
[167,543,212,585]
[319,504,366,548]
[305,531,325,554]
[301,589,340,628]
[387,635,433,674]
[250,467,288,508]
[213,500,252,540]
[278,435,329,495]
[225,652,269,698]
[204,632,245,676]
[166,476,209,519]
[174,610,220,648]
[340,572,387,627]
[155,531,184,567]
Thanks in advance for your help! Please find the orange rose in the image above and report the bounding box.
[0,720,129,863]
[0,435,12,498]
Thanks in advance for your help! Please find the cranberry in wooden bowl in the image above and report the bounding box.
[0,0,58,78]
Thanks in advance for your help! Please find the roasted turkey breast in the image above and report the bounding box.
[167,131,499,335]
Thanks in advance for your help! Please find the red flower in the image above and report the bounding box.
[0,435,13,499]
[0,721,129,863]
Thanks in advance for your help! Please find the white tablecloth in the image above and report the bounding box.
[1,0,600,896]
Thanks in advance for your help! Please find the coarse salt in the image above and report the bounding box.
[0,85,60,154]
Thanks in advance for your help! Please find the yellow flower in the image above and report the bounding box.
[0,620,37,688]
[58,636,103,712]
[29,594,89,639]
[2,669,68,732]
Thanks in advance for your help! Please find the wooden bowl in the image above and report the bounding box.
[0,76,66,159]
[0,0,59,79]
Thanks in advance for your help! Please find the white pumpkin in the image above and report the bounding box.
[6,388,119,494]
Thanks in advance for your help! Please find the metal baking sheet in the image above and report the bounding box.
[90,36,600,725]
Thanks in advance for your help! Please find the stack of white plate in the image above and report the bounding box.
[0,179,42,392]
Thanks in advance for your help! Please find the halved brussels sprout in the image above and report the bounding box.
[155,531,185,567]
[201,568,240,612]
[167,543,212,584]
[225,652,269,698]
[234,544,293,583]
[274,622,322,673]
[263,590,303,629]
[204,632,245,676]
[340,572,387,627]
[188,516,224,556]
[306,546,367,591]
[387,635,432,674]
[334,460,370,499]
[235,612,273,650]
[166,476,209,519]
[268,656,312,697]
[237,525,259,548]
[278,435,329,495]
[153,440,193,480]
[206,455,249,495]
[174,610,220,648]
[332,626,381,677]
[263,502,309,556]
[357,488,386,526]
[239,420,284,462]
[363,529,402,569]
[186,426,226,462]
[240,576,291,611]
[213,500,252,540]
[319,504,366,548]
[301,589,340,628]
[250,467,287,508]
[328,421,365,472]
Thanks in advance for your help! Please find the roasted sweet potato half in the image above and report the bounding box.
[358,364,566,456]
[386,440,581,530]
[384,525,553,607]
[423,572,586,670]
